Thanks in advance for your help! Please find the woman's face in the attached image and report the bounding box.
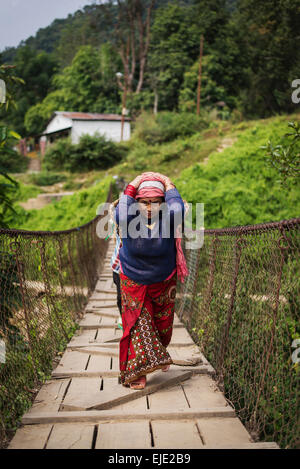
[138,197,164,220]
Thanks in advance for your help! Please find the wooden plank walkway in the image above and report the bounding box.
[8,241,279,449]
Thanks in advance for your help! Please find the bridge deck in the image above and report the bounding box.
[8,242,279,449]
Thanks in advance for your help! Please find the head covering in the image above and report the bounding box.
[136,177,165,199]
[135,174,189,283]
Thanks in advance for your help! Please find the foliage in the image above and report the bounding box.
[24,44,122,136]
[0,47,57,136]
[6,176,113,231]
[261,121,300,185]
[28,172,66,186]
[0,65,25,228]
[43,134,126,172]
[174,115,300,228]
[132,110,209,145]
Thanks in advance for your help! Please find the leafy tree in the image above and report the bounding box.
[0,46,58,136]
[147,1,199,111]
[0,65,25,228]
[24,44,122,135]
[231,0,300,116]
[261,121,300,185]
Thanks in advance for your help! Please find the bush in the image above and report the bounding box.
[29,172,67,186]
[133,111,209,145]
[0,147,28,174]
[44,133,126,172]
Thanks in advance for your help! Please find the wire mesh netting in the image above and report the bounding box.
[175,217,300,449]
[0,184,113,447]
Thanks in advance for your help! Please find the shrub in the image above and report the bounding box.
[29,172,67,186]
[44,133,126,172]
[133,111,209,145]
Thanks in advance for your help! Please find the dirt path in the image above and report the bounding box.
[201,136,237,165]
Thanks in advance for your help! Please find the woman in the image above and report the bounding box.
[114,171,188,389]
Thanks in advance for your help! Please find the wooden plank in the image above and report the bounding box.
[152,420,203,448]
[68,329,97,347]
[87,354,112,371]
[52,350,90,375]
[111,356,119,371]
[26,379,70,414]
[84,307,119,318]
[79,314,101,327]
[60,377,103,411]
[54,372,193,411]
[169,327,194,346]
[51,364,213,378]
[203,442,280,449]
[70,346,118,357]
[169,346,203,366]
[183,375,229,408]
[46,423,95,449]
[112,396,147,412]
[196,417,253,447]
[87,371,193,411]
[89,292,117,301]
[8,424,52,449]
[98,327,119,342]
[22,407,236,425]
[148,384,189,412]
[95,422,151,449]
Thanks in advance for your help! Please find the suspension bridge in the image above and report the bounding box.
[0,185,299,449]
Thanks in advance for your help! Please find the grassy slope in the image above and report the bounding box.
[174,114,300,228]
[6,176,113,231]
[6,111,300,231]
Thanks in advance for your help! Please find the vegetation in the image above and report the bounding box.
[5,176,113,231]
[43,133,126,172]
[1,0,299,137]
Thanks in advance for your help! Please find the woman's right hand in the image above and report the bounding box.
[129,174,144,188]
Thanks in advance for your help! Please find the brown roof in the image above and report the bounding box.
[61,112,131,121]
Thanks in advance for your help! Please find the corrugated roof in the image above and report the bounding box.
[59,111,131,121]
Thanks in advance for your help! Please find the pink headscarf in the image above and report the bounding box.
[136,175,189,283]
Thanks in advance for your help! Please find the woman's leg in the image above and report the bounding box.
[119,273,173,387]
[151,274,177,348]
[112,271,122,316]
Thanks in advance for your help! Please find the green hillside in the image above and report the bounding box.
[7,112,299,232]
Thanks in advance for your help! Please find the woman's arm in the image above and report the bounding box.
[115,174,143,225]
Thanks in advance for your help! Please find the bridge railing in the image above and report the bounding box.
[176,217,300,449]
[0,184,113,447]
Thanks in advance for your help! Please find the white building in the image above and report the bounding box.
[40,111,131,151]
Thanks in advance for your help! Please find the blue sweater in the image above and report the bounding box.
[115,188,185,285]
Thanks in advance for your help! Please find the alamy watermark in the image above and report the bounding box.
[0,79,6,104]
[291,338,300,364]
[95,202,204,249]
[0,339,6,364]
[291,79,300,104]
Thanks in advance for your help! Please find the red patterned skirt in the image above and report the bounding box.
[119,271,177,386]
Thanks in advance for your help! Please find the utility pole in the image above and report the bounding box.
[197,34,204,115]
[121,85,127,141]
[116,71,128,142]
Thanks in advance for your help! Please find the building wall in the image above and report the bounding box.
[71,120,130,144]
[46,115,72,134]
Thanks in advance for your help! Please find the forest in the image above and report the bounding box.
[0,0,299,230]
[1,0,300,137]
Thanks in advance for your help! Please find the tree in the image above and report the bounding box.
[261,121,300,185]
[0,46,57,136]
[0,65,24,228]
[231,0,300,116]
[97,0,156,97]
[24,44,122,135]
